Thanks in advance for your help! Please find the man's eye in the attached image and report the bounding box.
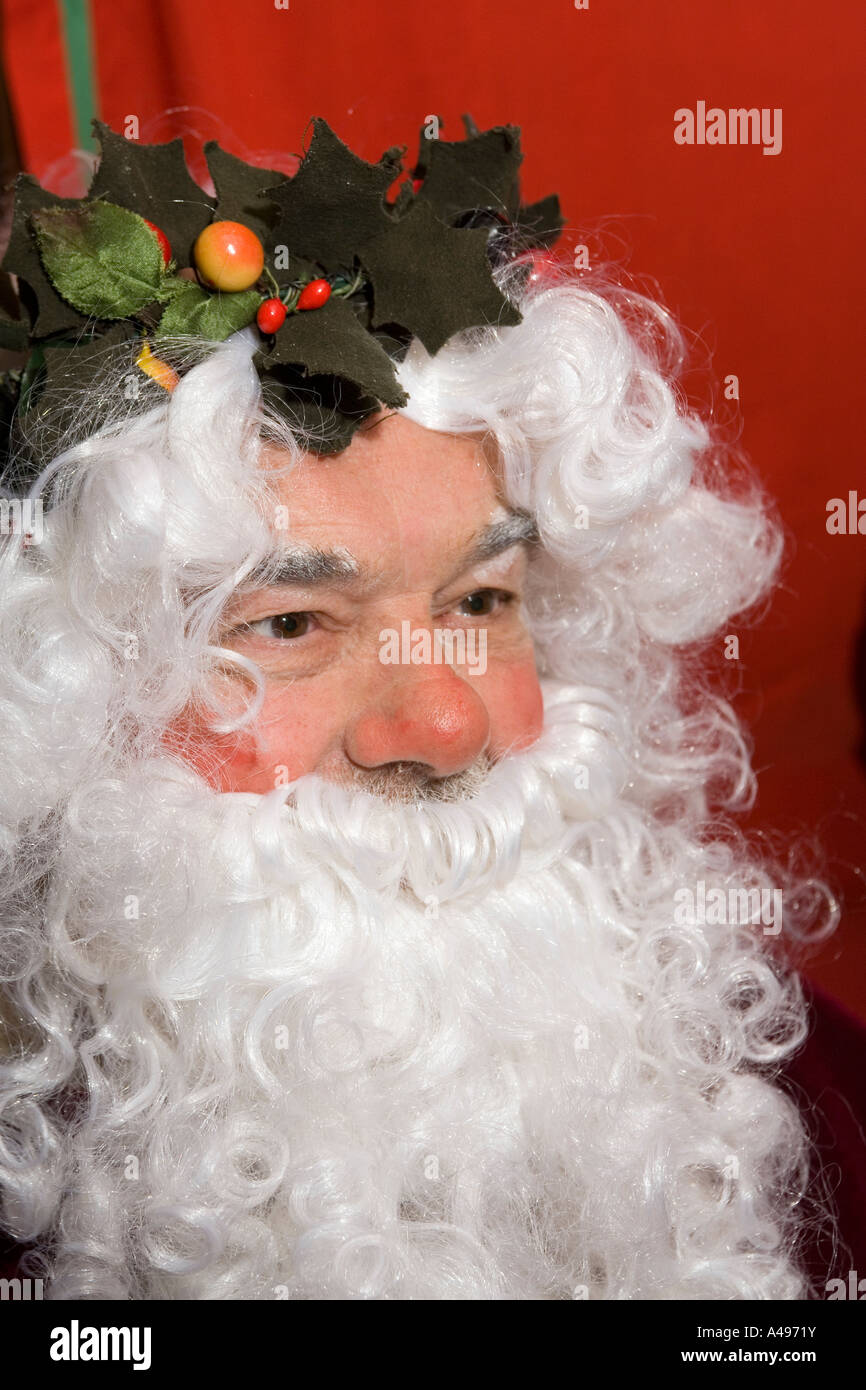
[457,589,511,617]
[247,612,313,640]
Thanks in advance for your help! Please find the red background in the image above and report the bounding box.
[2,0,865,1016]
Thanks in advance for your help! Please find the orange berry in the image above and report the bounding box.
[193,221,265,292]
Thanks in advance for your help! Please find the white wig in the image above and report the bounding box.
[0,265,838,1299]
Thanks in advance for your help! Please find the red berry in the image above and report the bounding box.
[412,178,424,194]
[297,278,331,311]
[143,218,172,266]
[256,297,287,333]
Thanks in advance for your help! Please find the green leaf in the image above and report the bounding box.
[264,119,396,271]
[87,120,215,268]
[156,273,203,304]
[0,174,92,336]
[253,296,406,408]
[156,281,260,340]
[31,201,167,319]
[361,199,522,355]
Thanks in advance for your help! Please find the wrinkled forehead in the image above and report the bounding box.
[251,410,526,581]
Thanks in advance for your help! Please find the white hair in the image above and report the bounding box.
[0,268,838,1298]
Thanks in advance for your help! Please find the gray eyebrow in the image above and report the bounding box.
[463,511,538,565]
[242,510,537,593]
[244,545,360,588]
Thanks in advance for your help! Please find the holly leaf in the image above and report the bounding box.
[0,367,22,464]
[416,125,523,224]
[156,280,260,340]
[259,366,382,454]
[519,194,564,249]
[389,179,414,218]
[204,143,290,242]
[413,115,446,178]
[87,119,215,268]
[263,119,395,271]
[37,321,139,392]
[269,251,321,292]
[20,321,142,457]
[254,296,406,408]
[0,306,28,351]
[30,201,168,320]
[379,144,407,177]
[0,174,92,336]
[360,199,522,355]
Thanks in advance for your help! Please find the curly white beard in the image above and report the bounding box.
[0,678,813,1301]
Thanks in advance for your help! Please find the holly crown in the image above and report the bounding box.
[0,115,564,468]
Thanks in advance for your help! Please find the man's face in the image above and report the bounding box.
[171,411,544,796]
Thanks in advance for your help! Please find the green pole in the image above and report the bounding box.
[56,0,99,151]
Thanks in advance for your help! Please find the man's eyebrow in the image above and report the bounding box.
[243,545,361,589]
[239,510,538,593]
[461,510,539,566]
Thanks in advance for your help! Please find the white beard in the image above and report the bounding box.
[9,679,810,1300]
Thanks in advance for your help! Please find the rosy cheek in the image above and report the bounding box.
[163,696,335,794]
[210,738,269,793]
[489,657,545,754]
[161,712,263,792]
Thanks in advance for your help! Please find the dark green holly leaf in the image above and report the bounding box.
[360,199,522,355]
[371,322,412,362]
[38,320,138,390]
[31,201,167,319]
[413,116,446,178]
[204,142,289,242]
[156,280,260,340]
[258,362,384,454]
[0,368,22,463]
[389,179,414,218]
[263,119,395,271]
[0,306,28,351]
[87,119,215,268]
[519,194,564,249]
[254,296,406,407]
[416,125,523,224]
[0,173,91,336]
[269,250,320,291]
[379,144,407,178]
[20,321,143,458]
[18,344,47,413]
